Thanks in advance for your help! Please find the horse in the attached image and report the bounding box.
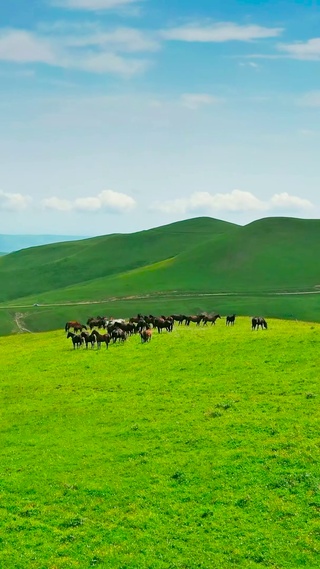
[185,315,203,326]
[252,317,268,330]
[91,329,111,349]
[111,328,127,343]
[86,317,105,330]
[67,331,84,349]
[140,329,152,343]
[171,314,186,325]
[129,314,143,324]
[154,318,173,333]
[226,314,236,326]
[202,314,221,326]
[65,321,87,333]
[81,331,96,349]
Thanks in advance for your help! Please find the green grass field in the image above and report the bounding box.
[1,319,319,568]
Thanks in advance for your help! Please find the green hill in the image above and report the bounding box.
[5,216,320,308]
[1,216,320,335]
[0,217,236,303]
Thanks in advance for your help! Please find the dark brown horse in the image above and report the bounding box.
[202,314,221,326]
[91,329,111,349]
[87,317,107,329]
[81,331,96,349]
[65,321,87,333]
[129,314,143,324]
[67,331,84,349]
[154,318,173,333]
[185,315,203,326]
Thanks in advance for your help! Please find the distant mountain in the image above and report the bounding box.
[0,234,86,254]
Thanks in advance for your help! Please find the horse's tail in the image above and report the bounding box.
[65,322,68,332]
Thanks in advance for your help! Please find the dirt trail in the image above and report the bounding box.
[14,313,32,334]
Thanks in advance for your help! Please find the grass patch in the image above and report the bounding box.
[1,318,320,567]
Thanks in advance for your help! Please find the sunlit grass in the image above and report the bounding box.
[1,318,319,567]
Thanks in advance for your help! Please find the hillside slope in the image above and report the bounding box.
[11,216,320,306]
[0,217,236,302]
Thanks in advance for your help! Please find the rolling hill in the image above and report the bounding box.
[0,217,236,303]
[2,216,320,307]
[0,215,320,335]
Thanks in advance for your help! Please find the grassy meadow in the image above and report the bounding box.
[1,318,319,568]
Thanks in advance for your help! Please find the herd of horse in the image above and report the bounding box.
[65,312,268,350]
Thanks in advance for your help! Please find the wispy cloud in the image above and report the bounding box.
[0,27,152,76]
[0,30,56,64]
[51,0,141,11]
[162,22,283,43]
[42,190,136,213]
[278,38,320,60]
[181,93,221,110]
[297,91,320,107]
[0,190,32,211]
[151,190,313,215]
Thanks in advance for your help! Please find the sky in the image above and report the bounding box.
[1,0,320,235]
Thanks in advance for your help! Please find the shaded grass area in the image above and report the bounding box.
[1,319,320,567]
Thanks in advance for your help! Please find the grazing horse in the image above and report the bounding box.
[91,329,111,349]
[67,331,84,349]
[65,321,87,333]
[252,317,268,330]
[140,329,152,343]
[171,314,186,325]
[81,331,96,349]
[154,318,173,333]
[226,314,236,326]
[202,314,221,326]
[185,315,203,326]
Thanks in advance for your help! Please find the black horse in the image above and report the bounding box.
[81,331,96,349]
[67,331,84,349]
[226,314,236,326]
[252,317,268,330]
[171,314,186,325]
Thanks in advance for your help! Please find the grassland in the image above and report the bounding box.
[1,215,320,335]
[1,319,319,568]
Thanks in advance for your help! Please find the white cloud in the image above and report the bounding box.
[162,22,283,43]
[0,190,32,211]
[0,27,151,76]
[52,0,140,10]
[278,38,320,60]
[152,190,313,215]
[75,51,149,75]
[0,30,56,64]
[64,27,160,53]
[181,93,221,110]
[270,193,313,210]
[42,190,136,214]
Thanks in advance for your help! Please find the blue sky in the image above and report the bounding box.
[1,0,320,235]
